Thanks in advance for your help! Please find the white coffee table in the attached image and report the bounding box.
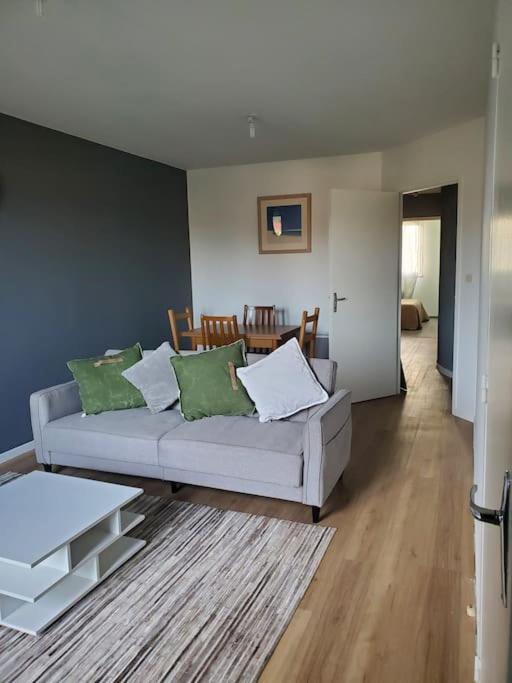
[0,471,146,635]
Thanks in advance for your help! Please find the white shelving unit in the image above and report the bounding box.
[0,471,146,635]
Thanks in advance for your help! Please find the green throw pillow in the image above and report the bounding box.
[171,340,255,421]
[67,343,146,415]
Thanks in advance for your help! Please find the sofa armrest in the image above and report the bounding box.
[30,381,81,463]
[302,390,352,507]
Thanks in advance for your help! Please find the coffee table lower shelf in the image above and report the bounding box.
[0,535,145,636]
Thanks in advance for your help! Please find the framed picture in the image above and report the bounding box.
[257,193,311,254]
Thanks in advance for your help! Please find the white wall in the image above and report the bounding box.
[187,117,485,421]
[187,154,382,336]
[382,117,486,422]
[404,219,441,316]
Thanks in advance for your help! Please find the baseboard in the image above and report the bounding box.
[0,440,35,465]
[436,363,453,379]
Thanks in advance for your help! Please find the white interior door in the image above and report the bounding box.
[474,2,512,681]
[328,189,400,402]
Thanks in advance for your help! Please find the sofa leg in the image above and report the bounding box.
[42,464,52,473]
[312,506,320,524]
[170,481,180,494]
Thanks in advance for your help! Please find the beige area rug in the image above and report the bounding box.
[0,473,334,682]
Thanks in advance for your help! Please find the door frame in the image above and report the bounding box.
[398,179,462,418]
[473,49,499,680]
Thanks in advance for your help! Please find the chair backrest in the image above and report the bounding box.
[243,305,276,327]
[299,307,320,357]
[201,314,242,349]
[168,306,193,351]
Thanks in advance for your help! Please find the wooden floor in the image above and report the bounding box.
[2,320,474,682]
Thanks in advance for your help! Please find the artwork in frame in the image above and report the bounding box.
[257,193,312,254]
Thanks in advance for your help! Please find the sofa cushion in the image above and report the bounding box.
[158,416,304,487]
[246,353,336,395]
[44,407,184,466]
[237,339,328,423]
[105,349,336,396]
[67,344,146,415]
[122,342,179,414]
[240,353,336,424]
[171,340,255,421]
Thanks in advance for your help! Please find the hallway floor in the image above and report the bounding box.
[2,326,474,682]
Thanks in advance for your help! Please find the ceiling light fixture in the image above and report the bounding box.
[247,116,256,139]
[34,0,45,16]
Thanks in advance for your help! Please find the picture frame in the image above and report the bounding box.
[257,193,312,254]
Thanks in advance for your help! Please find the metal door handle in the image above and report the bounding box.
[469,486,502,525]
[470,471,512,607]
[332,292,347,313]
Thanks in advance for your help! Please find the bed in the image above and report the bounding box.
[401,299,429,331]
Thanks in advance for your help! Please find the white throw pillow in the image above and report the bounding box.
[121,342,179,414]
[236,338,328,423]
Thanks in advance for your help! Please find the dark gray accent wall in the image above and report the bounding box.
[0,113,191,453]
[437,184,458,373]
[403,192,441,219]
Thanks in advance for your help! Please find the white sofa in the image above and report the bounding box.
[30,353,352,522]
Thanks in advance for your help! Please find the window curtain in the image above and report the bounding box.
[401,222,423,298]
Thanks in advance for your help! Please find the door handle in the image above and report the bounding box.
[470,471,512,607]
[469,486,502,525]
[332,292,347,313]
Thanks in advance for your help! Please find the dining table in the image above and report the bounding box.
[181,324,301,351]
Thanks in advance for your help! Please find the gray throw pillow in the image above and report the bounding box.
[122,342,179,414]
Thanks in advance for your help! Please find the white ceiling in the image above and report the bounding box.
[0,0,495,169]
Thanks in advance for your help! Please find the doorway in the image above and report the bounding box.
[399,184,458,397]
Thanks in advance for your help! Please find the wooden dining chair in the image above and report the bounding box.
[243,305,276,327]
[168,306,194,351]
[201,314,243,349]
[299,307,320,358]
[243,305,276,353]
